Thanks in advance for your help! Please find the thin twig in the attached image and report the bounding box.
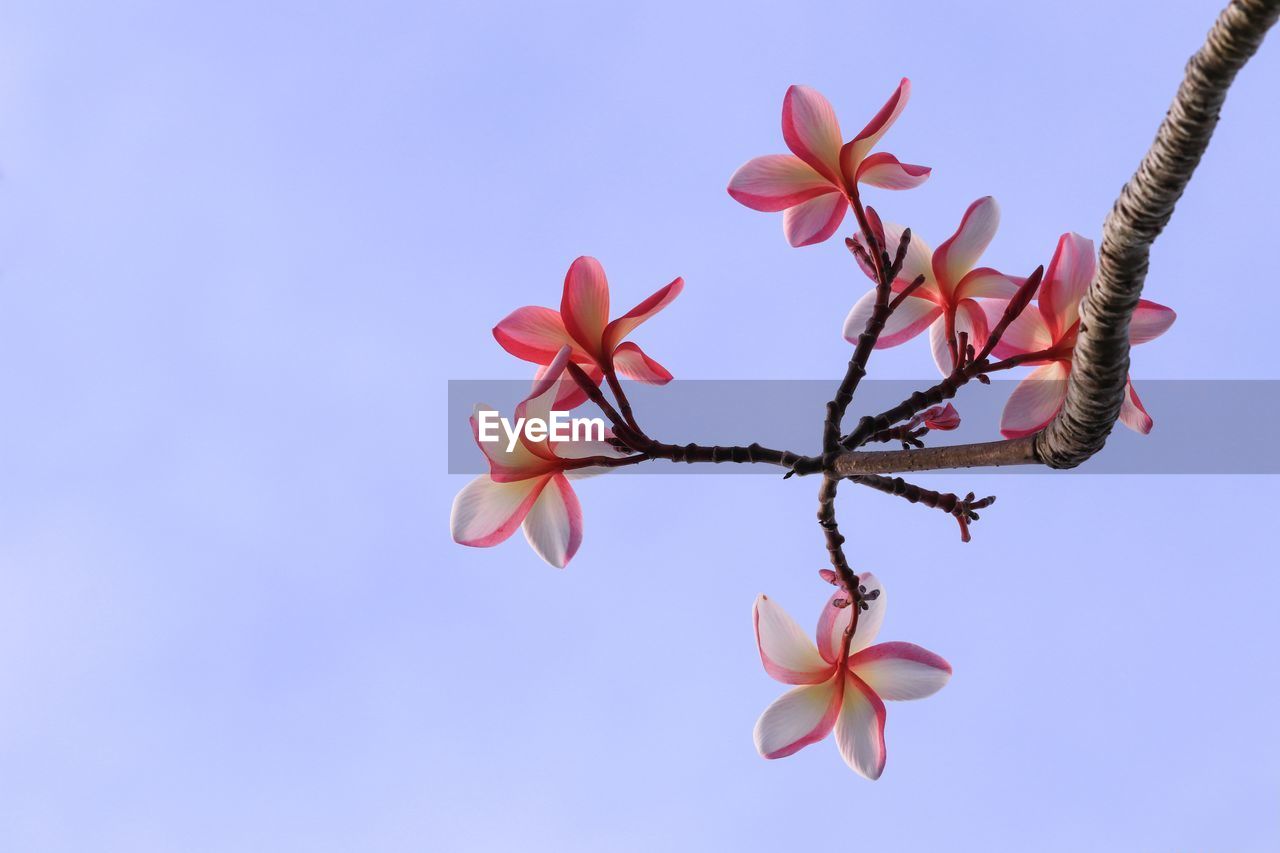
[852,474,995,542]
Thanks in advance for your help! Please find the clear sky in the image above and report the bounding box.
[1,1,1278,850]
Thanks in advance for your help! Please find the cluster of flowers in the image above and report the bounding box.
[450,79,1176,777]
[729,81,1174,435]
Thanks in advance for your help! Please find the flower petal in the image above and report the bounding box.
[932,196,1000,292]
[835,672,888,780]
[727,155,835,212]
[611,341,673,384]
[522,345,574,414]
[521,473,583,568]
[982,300,1055,360]
[471,404,557,482]
[854,152,931,190]
[560,256,611,358]
[842,290,941,348]
[602,277,684,353]
[539,361,603,411]
[558,430,631,480]
[957,299,990,362]
[999,361,1070,439]
[450,475,548,548]
[556,425,625,461]
[1118,378,1153,434]
[929,301,988,375]
[851,221,935,286]
[782,191,847,247]
[955,266,1018,300]
[1039,232,1095,339]
[781,85,843,183]
[841,77,911,175]
[849,642,952,701]
[492,306,579,365]
[817,571,886,663]
[753,672,844,760]
[928,317,952,376]
[1128,299,1176,345]
[849,573,888,655]
[754,595,834,685]
[514,346,575,460]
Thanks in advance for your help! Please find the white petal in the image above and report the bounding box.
[754,595,832,684]
[835,673,887,780]
[983,301,1054,360]
[999,361,1070,439]
[842,290,940,348]
[849,572,887,654]
[932,197,1000,291]
[849,642,952,701]
[782,191,847,247]
[817,571,887,662]
[471,403,550,480]
[451,475,546,548]
[520,474,583,568]
[753,673,843,759]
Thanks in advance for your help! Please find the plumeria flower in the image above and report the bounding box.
[727,80,929,248]
[493,256,683,405]
[753,572,951,779]
[843,196,1018,374]
[984,232,1176,438]
[450,347,623,568]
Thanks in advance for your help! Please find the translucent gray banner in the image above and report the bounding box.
[447,380,1280,475]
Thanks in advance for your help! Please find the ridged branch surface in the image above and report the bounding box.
[1036,0,1280,468]
[830,0,1279,476]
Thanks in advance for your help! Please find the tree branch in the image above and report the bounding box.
[851,474,995,542]
[828,0,1279,477]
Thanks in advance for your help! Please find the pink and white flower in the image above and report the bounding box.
[984,232,1176,438]
[728,80,929,248]
[843,196,1018,373]
[493,256,683,405]
[753,573,951,779]
[450,347,623,568]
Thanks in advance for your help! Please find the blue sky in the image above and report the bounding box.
[1,0,1277,850]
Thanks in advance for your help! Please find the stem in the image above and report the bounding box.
[603,366,645,438]
[645,441,808,469]
[566,360,813,470]
[817,475,860,600]
[824,190,910,457]
[567,362,645,448]
[851,474,995,542]
[832,269,1047,454]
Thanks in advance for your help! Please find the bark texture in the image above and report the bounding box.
[1035,0,1280,468]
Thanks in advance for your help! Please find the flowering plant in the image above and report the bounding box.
[448,0,1274,777]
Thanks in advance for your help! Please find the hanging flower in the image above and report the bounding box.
[753,573,951,779]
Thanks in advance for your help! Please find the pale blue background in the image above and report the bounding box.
[1,1,1277,850]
